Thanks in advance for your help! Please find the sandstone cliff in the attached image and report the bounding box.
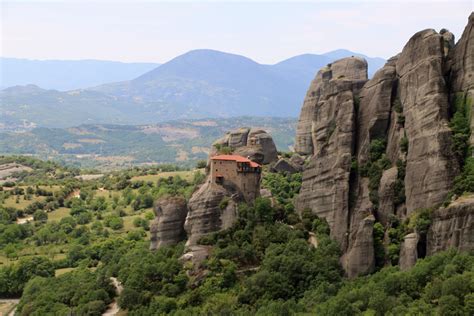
[184,181,241,246]
[427,195,474,255]
[295,13,474,277]
[150,196,188,250]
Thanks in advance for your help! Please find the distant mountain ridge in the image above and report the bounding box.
[0,57,160,91]
[0,49,385,128]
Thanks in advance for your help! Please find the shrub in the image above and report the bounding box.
[219,197,230,210]
[400,136,409,153]
[195,160,207,169]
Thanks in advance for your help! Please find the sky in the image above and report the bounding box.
[1,0,473,64]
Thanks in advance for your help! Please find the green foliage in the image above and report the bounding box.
[16,268,113,315]
[369,138,387,161]
[397,114,405,125]
[453,157,474,196]
[33,209,48,222]
[313,250,474,316]
[0,256,55,296]
[359,139,390,208]
[103,214,124,230]
[408,208,433,235]
[214,144,233,155]
[393,98,403,113]
[373,222,385,268]
[450,93,471,165]
[239,237,341,304]
[219,197,230,210]
[261,172,301,223]
[400,135,409,154]
[195,160,207,169]
[393,159,406,206]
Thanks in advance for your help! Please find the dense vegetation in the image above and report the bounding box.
[1,156,473,315]
[450,93,474,197]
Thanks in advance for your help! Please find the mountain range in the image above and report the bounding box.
[0,57,159,91]
[0,49,385,129]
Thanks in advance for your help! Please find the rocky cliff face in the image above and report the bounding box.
[295,14,474,277]
[184,180,242,246]
[150,197,188,250]
[427,195,474,255]
[295,57,367,251]
[448,13,474,148]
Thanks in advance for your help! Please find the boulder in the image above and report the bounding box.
[399,233,419,270]
[150,196,188,250]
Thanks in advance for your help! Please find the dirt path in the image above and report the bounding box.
[102,277,123,316]
[0,298,20,316]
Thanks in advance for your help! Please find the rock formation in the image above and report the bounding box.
[271,158,299,174]
[212,128,278,164]
[294,13,474,278]
[427,195,474,255]
[399,233,420,270]
[447,13,474,148]
[150,197,188,250]
[295,56,368,252]
[184,181,241,246]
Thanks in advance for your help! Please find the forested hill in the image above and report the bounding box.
[0,117,296,170]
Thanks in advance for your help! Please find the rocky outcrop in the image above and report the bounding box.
[211,128,278,164]
[295,57,368,249]
[448,13,474,148]
[427,195,474,255]
[271,158,298,174]
[341,215,375,279]
[294,57,368,156]
[289,154,305,170]
[377,167,398,225]
[184,181,241,245]
[397,29,458,212]
[294,14,474,278]
[399,233,420,270]
[150,197,188,250]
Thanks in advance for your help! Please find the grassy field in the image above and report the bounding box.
[55,267,76,277]
[2,195,46,209]
[47,207,71,222]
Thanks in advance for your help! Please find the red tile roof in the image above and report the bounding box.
[211,154,261,167]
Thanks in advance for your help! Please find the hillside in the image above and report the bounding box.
[0,117,296,169]
[0,57,159,91]
[1,49,384,129]
[0,155,472,315]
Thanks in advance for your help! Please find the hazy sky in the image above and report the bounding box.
[1,0,472,64]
